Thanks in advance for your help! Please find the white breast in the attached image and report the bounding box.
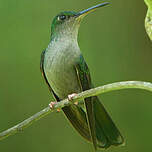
[44,40,81,99]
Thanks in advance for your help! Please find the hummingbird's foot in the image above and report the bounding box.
[49,102,57,109]
[68,93,77,101]
[68,93,77,104]
[49,102,60,112]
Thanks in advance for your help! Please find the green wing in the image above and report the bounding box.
[40,50,53,92]
[75,55,124,149]
[75,55,97,150]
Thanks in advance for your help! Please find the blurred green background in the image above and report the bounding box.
[0,0,152,152]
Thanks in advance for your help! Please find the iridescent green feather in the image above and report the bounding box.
[75,55,124,149]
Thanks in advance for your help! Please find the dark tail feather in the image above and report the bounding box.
[62,98,124,149]
[62,105,91,141]
[93,96,124,148]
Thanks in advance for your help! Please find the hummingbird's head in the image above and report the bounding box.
[50,2,109,40]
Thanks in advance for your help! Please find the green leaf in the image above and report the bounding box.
[144,0,152,40]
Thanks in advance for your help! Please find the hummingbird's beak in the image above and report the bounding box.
[76,2,110,19]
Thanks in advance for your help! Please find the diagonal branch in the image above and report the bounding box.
[0,81,152,141]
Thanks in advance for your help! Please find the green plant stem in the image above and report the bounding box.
[0,81,152,141]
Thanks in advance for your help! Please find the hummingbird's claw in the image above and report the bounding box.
[49,102,60,112]
[68,93,77,101]
[49,102,57,109]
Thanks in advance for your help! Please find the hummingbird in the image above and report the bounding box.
[40,2,124,150]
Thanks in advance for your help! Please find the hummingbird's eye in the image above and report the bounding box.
[58,15,66,21]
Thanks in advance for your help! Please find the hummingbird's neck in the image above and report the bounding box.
[49,33,79,54]
[48,26,80,54]
[50,22,80,42]
[51,31,78,42]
